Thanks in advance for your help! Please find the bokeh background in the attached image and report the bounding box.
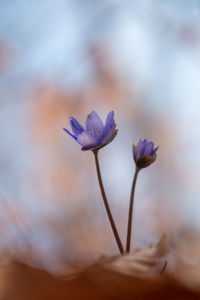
[0,0,200,272]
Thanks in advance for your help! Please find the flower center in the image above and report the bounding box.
[90,129,101,137]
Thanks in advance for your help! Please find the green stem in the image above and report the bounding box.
[126,167,140,253]
[93,150,124,254]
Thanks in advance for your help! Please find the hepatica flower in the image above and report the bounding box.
[133,139,159,169]
[63,111,117,151]
[126,139,159,253]
[63,110,124,254]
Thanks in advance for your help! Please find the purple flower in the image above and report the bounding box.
[133,139,159,169]
[63,111,117,151]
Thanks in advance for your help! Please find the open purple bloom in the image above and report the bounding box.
[133,139,159,169]
[63,111,117,151]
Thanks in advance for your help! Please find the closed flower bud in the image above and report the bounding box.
[133,139,159,169]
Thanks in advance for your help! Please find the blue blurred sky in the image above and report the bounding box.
[1,0,200,150]
[1,0,200,110]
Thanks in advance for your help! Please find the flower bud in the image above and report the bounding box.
[133,139,159,169]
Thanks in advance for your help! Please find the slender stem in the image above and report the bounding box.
[126,167,140,253]
[93,150,124,254]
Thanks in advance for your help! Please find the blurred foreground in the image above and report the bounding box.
[1,237,200,299]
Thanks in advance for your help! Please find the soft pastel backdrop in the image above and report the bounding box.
[0,0,200,272]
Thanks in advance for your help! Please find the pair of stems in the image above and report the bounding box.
[93,150,139,255]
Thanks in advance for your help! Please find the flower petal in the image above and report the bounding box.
[143,139,147,143]
[134,140,145,160]
[100,111,116,143]
[86,111,104,140]
[77,131,97,148]
[152,146,159,155]
[63,128,77,141]
[70,117,85,137]
[102,124,116,144]
[143,142,154,156]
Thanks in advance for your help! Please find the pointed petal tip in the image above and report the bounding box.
[153,145,159,154]
[107,110,114,118]
[63,127,69,132]
[143,139,148,144]
[63,127,78,140]
[69,116,77,122]
[69,117,85,137]
[87,110,99,118]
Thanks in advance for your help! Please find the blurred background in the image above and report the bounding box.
[0,0,200,273]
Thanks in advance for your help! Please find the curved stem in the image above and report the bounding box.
[93,150,124,254]
[126,167,140,253]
